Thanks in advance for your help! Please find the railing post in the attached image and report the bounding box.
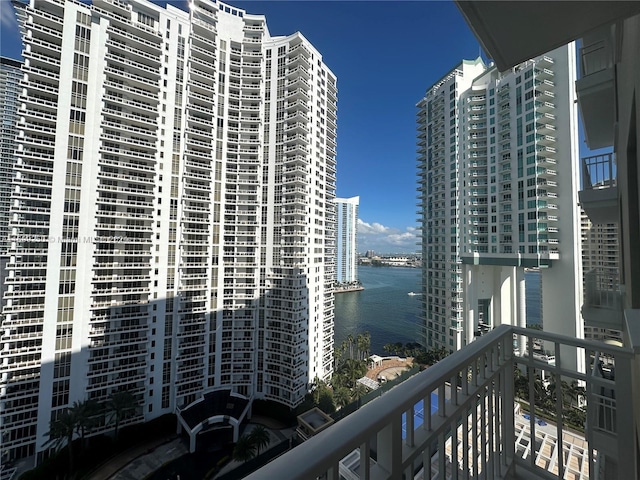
[377,415,402,478]
[614,354,636,480]
[502,334,516,476]
[359,441,370,480]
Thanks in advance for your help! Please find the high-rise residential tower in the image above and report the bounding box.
[1,0,337,463]
[417,45,582,355]
[0,57,22,256]
[335,196,359,284]
[0,57,22,316]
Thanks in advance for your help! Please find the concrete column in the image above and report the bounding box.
[467,265,477,345]
[517,268,527,354]
[376,419,402,477]
[190,432,196,453]
[492,268,501,327]
[509,267,520,352]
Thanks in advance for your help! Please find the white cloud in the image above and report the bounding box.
[357,219,420,254]
[0,2,18,32]
[357,219,390,235]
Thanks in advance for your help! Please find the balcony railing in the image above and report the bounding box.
[579,153,618,224]
[582,153,616,190]
[247,324,637,480]
[585,267,622,310]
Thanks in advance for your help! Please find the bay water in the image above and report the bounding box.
[334,265,541,356]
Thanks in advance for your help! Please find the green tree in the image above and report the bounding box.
[331,372,347,390]
[333,387,351,409]
[513,366,528,400]
[351,383,369,404]
[72,399,101,453]
[333,346,344,369]
[233,434,256,462]
[342,359,366,389]
[346,334,355,360]
[44,409,78,474]
[317,390,336,414]
[356,333,371,361]
[107,391,137,440]
[248,425,270,456]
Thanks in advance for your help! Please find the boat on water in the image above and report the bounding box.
[407,292,421,296]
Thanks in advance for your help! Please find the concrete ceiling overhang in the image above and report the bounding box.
[455,1,640,71]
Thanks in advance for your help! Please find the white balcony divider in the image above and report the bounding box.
[246,325,637,480]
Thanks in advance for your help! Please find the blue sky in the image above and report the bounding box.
[0,1,484,253]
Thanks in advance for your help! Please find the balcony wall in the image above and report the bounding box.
[583,267,624,332]
[247,324,638,480]
[576,26,616,150]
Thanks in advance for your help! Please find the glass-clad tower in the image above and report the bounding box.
[417,46,582,356]
[336,196,359,284]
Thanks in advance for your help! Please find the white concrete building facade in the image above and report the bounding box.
[0,57,22,256]
[417,46,583,355]
[335,196,359,284]
[0,0,336,463]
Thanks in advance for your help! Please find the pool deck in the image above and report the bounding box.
[366,357,413,381]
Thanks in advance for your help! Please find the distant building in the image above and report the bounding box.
[417,47,583,358]
[335,196,359,283]
[580,208,621,342]
[384,256,410,266]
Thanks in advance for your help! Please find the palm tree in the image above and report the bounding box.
[73,399,100,452]
[346,334,355,360]
[356,334,364,361]
[333,387,351,409]
[361,332,371,360]
[343,359,361,389]
[233,434,256,462]
[107,391,137,440]
[249,425,270,456]
[333,347,343,369]
[351,383,369,406]
[44,409,78,473]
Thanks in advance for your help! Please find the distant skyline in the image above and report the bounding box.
[0,0,486,253]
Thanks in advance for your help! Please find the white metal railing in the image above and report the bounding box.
[247,325,637,480]
[582,153,616,190]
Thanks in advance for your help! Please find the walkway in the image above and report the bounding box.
[85,434,182,480]
[214,421,297,478]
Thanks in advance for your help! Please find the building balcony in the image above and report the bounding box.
[248,323,640,480]
[582,267,624,332]
[576,25,616,150]
[579,153,618,224]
